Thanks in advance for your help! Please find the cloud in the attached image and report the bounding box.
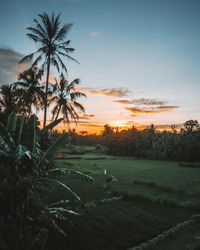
[113,98,167,106]
[78,87,132,97]
[80,114,95,120]
[124,105,180,116]
[90,31,100,37]
[0,47,27,86]
[156,105,179,110]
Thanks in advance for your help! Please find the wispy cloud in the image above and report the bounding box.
[0,47,27,85]
[156,105,180,110]
[113,98,167,106]
[78,87,132,97]
[90,31,100,37]
[124,105,180,116]
[80,114,95,120]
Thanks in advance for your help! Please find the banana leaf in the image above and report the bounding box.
[17,112,25,144]
[7,111,17,133]
[0,123,15,151]
[0,150,10,159]
[45,168,94,183]
[14,144,31,162]
[38,177,81,202]
[41,134,66,165]
[0,136,9,151]
[29,114,37,153]
[41,118,64,134]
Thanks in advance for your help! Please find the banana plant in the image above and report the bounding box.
[0,112,94,249]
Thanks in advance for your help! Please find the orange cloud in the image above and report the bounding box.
[124,105,180,116]
[77,87,132,97]
[156,105,180,110]
[80,114,95,120]
[113,98,167,105]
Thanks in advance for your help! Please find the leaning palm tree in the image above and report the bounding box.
[19,12,79,128]
[14,67,44,116]
[51,74,86,124]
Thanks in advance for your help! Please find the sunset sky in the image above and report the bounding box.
[0,0,200,133]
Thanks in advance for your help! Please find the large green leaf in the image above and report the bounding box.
[14,144,31,162]
[0,150,10,159]
[0,123,15,151]
[41,134,66,165]
[41,118,64,134]
[45,168,94,183]
[17,112,25,144]
[7,111,17,133]
[38,177,80,202]
[0,136,9,151]
[29,114,37,153]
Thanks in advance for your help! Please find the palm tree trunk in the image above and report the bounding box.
[54,105,61,121]
[43,55,50,128]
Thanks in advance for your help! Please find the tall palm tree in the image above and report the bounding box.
[19,12,79,128]
[14,67,44,116]
[51,74,86,123]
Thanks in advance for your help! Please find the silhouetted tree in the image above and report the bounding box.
[14,67,44,116]
[184,120,199,132]
[19,12,78,128]
[51,74,86,123]
[0,84,20,120]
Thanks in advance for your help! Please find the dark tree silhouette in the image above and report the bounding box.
[19,12,79,128]
[51,74,86,123]
[184,120,199,132]
[0,84,19,116]
[14,67,44,116]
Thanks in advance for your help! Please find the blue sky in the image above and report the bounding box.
[0,0,200,132]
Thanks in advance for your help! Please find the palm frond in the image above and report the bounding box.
[19,53,35,64]
[54,24,72,42]
[73,101,85,113]
[55,54,68,73]
[58,51,79,64]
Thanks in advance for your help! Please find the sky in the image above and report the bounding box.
[0,0,200,133]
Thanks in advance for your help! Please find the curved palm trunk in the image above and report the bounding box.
[54,105,61,122]
[43,55,50,128]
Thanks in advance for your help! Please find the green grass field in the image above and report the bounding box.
[48,145,200,250]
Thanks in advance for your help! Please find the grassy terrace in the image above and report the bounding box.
[46,145,200,250]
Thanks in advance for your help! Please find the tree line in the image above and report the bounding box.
[70,121,200,162]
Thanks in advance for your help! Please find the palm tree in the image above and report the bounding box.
[19,12,79,128]
[51,74,86,123]
[0,84,19,115]
[14,67,44,116]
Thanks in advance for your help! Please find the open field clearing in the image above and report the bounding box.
[48,146,200,249]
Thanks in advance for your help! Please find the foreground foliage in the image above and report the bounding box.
[0,112,93,249]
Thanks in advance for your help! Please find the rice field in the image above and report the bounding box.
[48,145,200,250]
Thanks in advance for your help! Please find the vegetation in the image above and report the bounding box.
[19,12,79,128]
[0,12,89,250]
[44,145,200,249]
[51,74,86,123]
[0,112,94,250]
[0,9,200,250]
[70,122,200,162]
